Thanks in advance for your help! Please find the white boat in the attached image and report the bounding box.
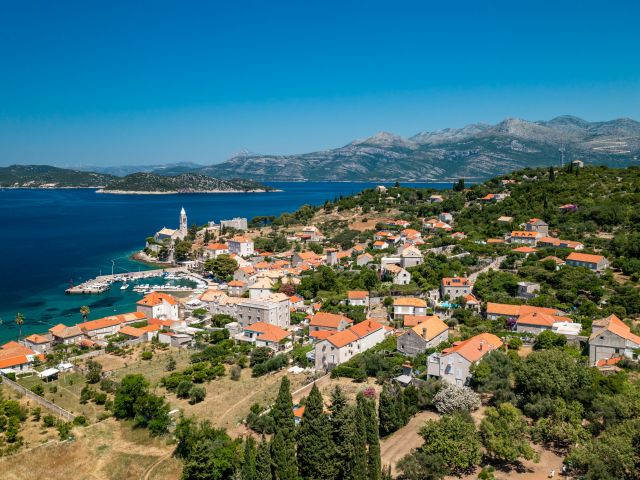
[120,284,129,290]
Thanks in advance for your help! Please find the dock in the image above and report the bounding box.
[65,267,190,294]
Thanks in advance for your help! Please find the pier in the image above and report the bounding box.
[65,266,190,294]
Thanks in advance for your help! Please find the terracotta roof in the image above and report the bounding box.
[487,238,505,244]
[512,246,537,253]
[596,357,623,367]
[78,311,146,332]
[566,252,605,264]
[463,293,479,304]
[541,256,565,265]
[206,243,228,250]
[511,231,540,238]
[516,312,566,327]
[408,316,449,340]
[245,322,290,343]
[118,326,146,338]
[49,323,83,338]
[293,406,305,418]
[229,236,252,243]
[309,329,336,340]
[324,319,384,348]
[442,333,502,362]
[296,251,320,260]
[393,297,427,307]
[442,277,471,287]
[289,295,304,303]
[348,290,369,300]
[349,319,384,338]
[24,334,50,344]
[310,312,353,329]
[228,280,246,287]
[403,315,439,327]
[0,355,30,369]
[137,292,177,306]
[486,302,562,318]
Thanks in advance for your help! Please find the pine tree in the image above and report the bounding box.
[297,384,335,480]
[242,436,257,480]
[256,436,273,480]
[549,166,556,181]
[361,394,381,480]
[270,377,298,480]
[330,387,355,479]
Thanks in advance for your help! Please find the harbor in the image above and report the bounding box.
[65,267,209,295]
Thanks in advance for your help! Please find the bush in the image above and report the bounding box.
[188,386,206,404]
[73,415,88,426]
[43,414,57,428]
[57,421,73,440]
[94,392,108,405]
[230,365,241,381]
[30,384,45,396]
[141,351,153,361]
[433,384,481,414]
[507,337,523,350]
[176,380,194,399]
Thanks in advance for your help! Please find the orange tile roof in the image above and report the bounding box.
[408,316,449,340]
[349,319,384,338]
[348,290,369,300]
[487,238,505,244]
[293,406,305,418]
[296,251,320,260]
[516,312,566,327]
[137,292,177,306]
[310,312,353,329]
[442,333,502,362]
[486,302,562,318]
[230,236,251,243]
[78,311,146,332]
[512,246,537,253]
[206,243,228,250]
[228,280,246,287]
[442,277,471,287]
[324,319,384,348]
[49,323,83,338]
[289,295,303,303]
[596,356,622,367]
[24,334,50,344]
[325,329,359,348]
[118,326,146,338]
[393,297,427,307]
[511,231,540,238]
[541,256,565,264]
[566,252,605,264]
[139,324,160,333]
[0,355,30,369]
[463,293,479,304]
[245,322,290,343]
[310,329,336,340]
[403,315,438,327]
[373,240,388,247]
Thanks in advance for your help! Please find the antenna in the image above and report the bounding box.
[559,143,565,168]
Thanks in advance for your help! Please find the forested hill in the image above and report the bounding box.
[0,164,116,187]
[100,172,271,193]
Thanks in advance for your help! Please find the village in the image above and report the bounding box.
[1,164,639,479]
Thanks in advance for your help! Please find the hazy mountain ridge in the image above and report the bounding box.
[199,116,640,181]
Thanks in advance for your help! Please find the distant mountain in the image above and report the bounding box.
[195,116,640,181]
[0,165,115,187]
[100,172,271,193]
[76,162,205,177]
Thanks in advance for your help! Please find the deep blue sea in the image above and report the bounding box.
[0,181,451,343]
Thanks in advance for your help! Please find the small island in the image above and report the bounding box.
[97,173,273,194]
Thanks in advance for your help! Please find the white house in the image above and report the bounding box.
[382,264,411,285]
[440,277,473,300]
[236,322,290,351]
[205,243,229,259]
[314,319,387,371]
[136,292,179,320]
[393,297,427,320]
[589,314,640,365]
[228,236,255,257]
[427,333,502,386]
[347,290,369,307]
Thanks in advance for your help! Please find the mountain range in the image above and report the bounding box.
[189,116,640,181]
[5,116,640,183]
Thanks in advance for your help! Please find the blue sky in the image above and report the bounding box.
[1,0,639,166]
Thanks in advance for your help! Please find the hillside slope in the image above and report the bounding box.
[0,165,116,187]
[100,172,271,193]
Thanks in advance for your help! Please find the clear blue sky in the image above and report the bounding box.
[1,0,639,166]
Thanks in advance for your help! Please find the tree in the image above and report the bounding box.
[241,436,257,480]
[549,166,556,182]
[361,393,381,480]
[533,329,567,350]
[79,305,90,321]
[189,385,206,404]
[433,384,480,414]
[296,384,335,480]
[179,426,239,480]
[352,395,368,479]
[85,359,103,384]
[418,413,482,474]
[453,178,466,191]
[378,383,406,436]
[15,312,24,340]
[113,374,170,435]
[330,386,358,479]
[205,254,239,279]
[397,452,447,480]
[255,436,273,480]
[479,403,537,463]
[270,377,297,480]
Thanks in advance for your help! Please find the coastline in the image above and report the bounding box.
[96,188,281,194]
[130,250,174,268]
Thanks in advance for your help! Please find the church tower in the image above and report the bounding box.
[179,207,187,236]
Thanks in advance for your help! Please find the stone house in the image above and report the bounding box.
[397,316,449,356]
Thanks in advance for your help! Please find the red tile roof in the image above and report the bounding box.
[309,312,353,329]
[442,333,502,362]
[137,292,177,306]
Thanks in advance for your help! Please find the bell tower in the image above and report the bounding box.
[179,207,187,236]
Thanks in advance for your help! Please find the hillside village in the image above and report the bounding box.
[1,164,640,479]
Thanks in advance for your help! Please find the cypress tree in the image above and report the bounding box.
[242,436,257,480]
[255,436,273,480]
[549,166,556,181]
[270,377,298,480]
[353,394,369,480]
[330,387,355,479]
[378,383,400,436]
[297,383,335,480]
[361,394,381,480]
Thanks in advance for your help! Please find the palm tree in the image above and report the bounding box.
[15,312,24,341]
[80,305,90,322]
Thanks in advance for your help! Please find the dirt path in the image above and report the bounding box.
[380,410,439,475]
[142,453,172,480]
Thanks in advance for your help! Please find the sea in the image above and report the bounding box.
[0,181,451,344]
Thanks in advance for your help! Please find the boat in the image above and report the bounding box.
[120,283,129,290]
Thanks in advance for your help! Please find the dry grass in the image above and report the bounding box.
[0,418,178,480]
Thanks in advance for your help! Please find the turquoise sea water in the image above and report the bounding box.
[0,181,451,343]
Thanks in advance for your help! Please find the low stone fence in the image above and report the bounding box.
[291,373,330,404]
[0,375,76,421]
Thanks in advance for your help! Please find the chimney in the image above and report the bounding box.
[479,340,484,351]
[422,327,428,339]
